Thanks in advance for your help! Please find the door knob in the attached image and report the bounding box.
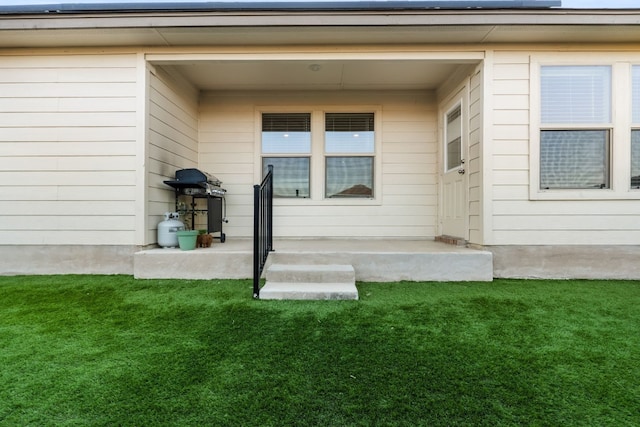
[458,168,465,175]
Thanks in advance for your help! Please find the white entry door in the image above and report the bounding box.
[440,98,467,239]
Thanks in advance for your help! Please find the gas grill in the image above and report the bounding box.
[164,168,227,242]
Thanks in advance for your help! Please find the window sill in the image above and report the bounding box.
[273,197,381,206]
[530,188,640,201]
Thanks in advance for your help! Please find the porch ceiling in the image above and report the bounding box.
[158,60,468,91]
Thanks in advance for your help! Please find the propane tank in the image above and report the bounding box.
[157,212,185,248]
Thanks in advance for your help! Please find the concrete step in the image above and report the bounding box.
[265,263,355,284]
[259,282,359,300]
[261,263,358,300]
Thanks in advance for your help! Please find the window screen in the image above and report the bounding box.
[540,130,610,189]
[262,157,310,198]
[632,131,640,189]
[325,157,373,198]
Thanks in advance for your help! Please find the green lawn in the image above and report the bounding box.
[0,276,638,426]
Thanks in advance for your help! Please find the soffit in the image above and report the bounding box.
[2,24,640,48]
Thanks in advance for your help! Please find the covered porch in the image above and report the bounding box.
[147,51,483,243]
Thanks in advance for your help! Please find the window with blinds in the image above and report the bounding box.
[540,65,612,189]
[325,113,375,153]
[325,113,374,198]
[445,105,462,172]
[262,113,311,197]
[632,66,640,189]
[262,113,311,154]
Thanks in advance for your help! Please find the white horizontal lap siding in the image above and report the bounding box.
[199,91,437,238]
[491,51,640,245]
[468,65,483,244]
[199,93,264,238]
[147,68,199,242]
[490,52,538,245]
[381,95,438,238]
[0,53,138,245]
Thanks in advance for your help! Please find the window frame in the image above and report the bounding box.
[260,112,312,199]
[324,112,376,199]
[529,58,639,200]
[631,65,640,190]
[444,102,464,173]
[256,106,382,206]
[630,129,640,189]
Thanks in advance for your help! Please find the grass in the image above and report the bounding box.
[0,276,639,426]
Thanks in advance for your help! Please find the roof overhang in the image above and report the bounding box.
[0,1,563,15]
[2,2,639,92]
[2,8,640,47]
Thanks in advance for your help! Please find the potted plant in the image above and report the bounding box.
[175,201,198,250]
[176,229,198,251]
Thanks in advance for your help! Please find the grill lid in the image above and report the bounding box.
[164,168,222,189]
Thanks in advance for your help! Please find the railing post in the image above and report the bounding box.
[267,165,274,252]
[253,183,260,299]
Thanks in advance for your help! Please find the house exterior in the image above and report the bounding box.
[1,1,640,279]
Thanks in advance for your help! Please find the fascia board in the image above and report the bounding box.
[0,2,562,14]
[2,10,640,31]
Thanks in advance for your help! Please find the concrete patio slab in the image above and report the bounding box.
[134,238,493,282]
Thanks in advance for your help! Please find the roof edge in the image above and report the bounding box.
[0,1,563,15]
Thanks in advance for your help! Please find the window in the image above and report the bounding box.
[261,113,310,197]
[631,131,640,188]
[324,113,374,198]
[260,110,377,201]
[631,66,640,189]
[445,105,462,171]
[539,65,612,189]
[540,130,610,189]
[261,157,310,198]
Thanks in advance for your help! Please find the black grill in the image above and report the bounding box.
[164,168,227,242]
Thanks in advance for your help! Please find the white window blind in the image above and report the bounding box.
[541,66,611,124]
[325,113,374,153]
[633,66,640,124]
[262,113,311,153]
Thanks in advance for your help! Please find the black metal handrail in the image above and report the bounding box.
[253,165,274,298]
